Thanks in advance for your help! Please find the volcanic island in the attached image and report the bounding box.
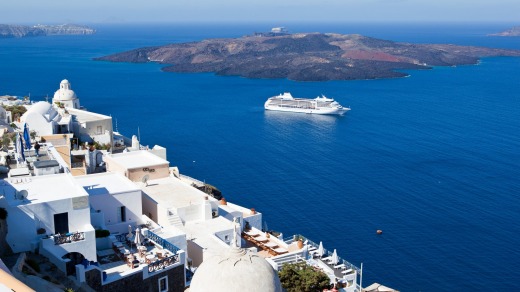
[96,32,520,81]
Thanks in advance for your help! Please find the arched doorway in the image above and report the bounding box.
[62,252,85,276]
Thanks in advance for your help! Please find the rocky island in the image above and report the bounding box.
[489,26,520,37]
[0,24,95,38]
[96,32,520,81]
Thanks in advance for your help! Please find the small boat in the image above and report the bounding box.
[264,92,350,115]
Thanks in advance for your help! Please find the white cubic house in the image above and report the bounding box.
[0,173,96,275]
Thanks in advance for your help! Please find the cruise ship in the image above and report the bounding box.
[264,92,350,115]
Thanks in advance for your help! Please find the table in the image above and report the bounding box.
[264,242,278,248]
[146,255,157,264]
[113,242,123,248]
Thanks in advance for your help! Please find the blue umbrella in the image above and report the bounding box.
[16,132,25,162]
[23,123,31,150]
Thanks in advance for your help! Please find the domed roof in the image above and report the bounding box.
[53,79,77,101]
[20,102,58,123]
[190,247,282,292]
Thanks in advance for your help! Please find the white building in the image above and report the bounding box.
[19,102,69,136]
[18,80,113,149]
[67,108,113,147]
[104,150,170,182]
[74,172,144,234]
[0,174,97,275]
[52,79,80,109]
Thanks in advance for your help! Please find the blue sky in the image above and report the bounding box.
[2,0,519,24]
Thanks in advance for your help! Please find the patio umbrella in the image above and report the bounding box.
[317,241,324,257]
[134,228,143,247]
[127,225,134,251]
[331,249,339,265]
[15,132,24,163]
[23,123,31,150]
[262,220,269,232]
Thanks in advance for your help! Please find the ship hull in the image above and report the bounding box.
[264,104,345,115]
[264,93,350,115]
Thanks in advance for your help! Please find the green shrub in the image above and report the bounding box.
[279,262,330,292]
[95,229,110,238]
[0,208,7,220]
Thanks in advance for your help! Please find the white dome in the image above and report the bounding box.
[20,101,58,123]
[53,79,77,101]
[190,247,282,292]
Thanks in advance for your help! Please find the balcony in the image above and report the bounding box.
[53,231,85,245]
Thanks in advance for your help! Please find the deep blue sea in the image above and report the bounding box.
[1,22,519,291]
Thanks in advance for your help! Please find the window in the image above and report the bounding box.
[96,126,102,134]
[117,206,126,222]
[158,276,168,292]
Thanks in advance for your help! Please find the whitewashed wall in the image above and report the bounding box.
[89,190,143,233]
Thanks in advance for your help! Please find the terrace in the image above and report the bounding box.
[95,229,184,284]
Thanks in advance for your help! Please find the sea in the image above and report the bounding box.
[1,22,519,291]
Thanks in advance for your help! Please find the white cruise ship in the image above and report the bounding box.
[264,92,350,115]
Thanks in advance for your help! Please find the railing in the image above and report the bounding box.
[179,174,205,187]
[145,230,181,254]
[114,233,129,243]
[54,231,85,245]
[147,254,180,273]
[290,234,361,274]
[71,161,85,168]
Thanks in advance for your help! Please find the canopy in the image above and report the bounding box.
[23,124,31,150]
[317,241,324,257]
[331,249,339,265]
[134,228,143,246]
[15,132,24,163]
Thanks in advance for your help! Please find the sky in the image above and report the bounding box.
[1,0,519,24]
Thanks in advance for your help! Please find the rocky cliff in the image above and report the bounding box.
[96,32,520,81]
[0,24,95,38]
[489,26,520,37]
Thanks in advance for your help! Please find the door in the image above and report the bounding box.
[54,212,69,234]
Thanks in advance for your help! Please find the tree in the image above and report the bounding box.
[2,105,27,122]
[278,262,331,292]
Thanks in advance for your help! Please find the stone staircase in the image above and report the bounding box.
[168,213,184,229]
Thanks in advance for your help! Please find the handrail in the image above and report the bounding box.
[289,234,361,273]
[114,233,128,243]
[54,231,85,245]
[145,230,180,254]
[147,254,180,273]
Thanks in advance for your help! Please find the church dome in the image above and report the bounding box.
[53,79,77,101]
[20,101,58,123]
[190,247,282,292]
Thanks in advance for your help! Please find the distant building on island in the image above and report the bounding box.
[254,27,290,37]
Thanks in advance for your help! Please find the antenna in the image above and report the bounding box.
[141,175,149,187]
